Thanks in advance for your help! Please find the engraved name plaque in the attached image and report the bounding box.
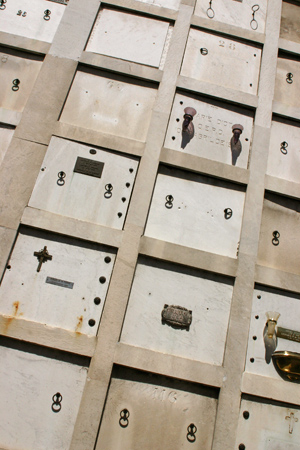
[46,276,74,289]
[73,157,104,178]
[161,304,192,330]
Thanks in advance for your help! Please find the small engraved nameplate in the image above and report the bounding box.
[277,327,300,343]
[73,157,104,178]
[161,304,192,330]
[46,277,74,289]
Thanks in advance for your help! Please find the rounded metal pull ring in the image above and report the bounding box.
[52,392,62,413]
[57,171,66,186]
[165,195,174,209]
[187,423,197,442]
[119,409,130,428]
[272,230,280,246]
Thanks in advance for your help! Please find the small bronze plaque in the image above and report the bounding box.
[161,304,192,330]
[73,157,104,178]
[277,327,300,343]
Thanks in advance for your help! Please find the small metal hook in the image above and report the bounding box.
[57,171,66,186]
[206,0,215,18]
[104,183,113,199]
[52,393,63,413]
[0,0,7,11]
[200,48,208,55]
[165,195,174,209]
[44,9,51,21]
[187,423,197,442]
[286,73,293,84]
[280,141,288,155]
[250,4,259,30]
[119,409,130,428]
[12,79,20,92]
[272,230,280,246]
[224,208,233,219]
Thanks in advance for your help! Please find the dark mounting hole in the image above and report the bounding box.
[41,168,45,171]
[118,212,122,218]
[257,295,261,299]
[250,83,253,87]
[99,276,106,284]
[172,136,176,140]
[180,101,183,105]
[243,411,250,420]
[176,118,180,122]
[126,183,130,188]
[6,265,11,270]
[94,297,101,305]
[254,54,256,57]
[239,445,246,450]
[129,168,134,173]
[122,197,126,202]
[104,256,111,263]
[88,319,96,327]
[245,138,249,141]
[253,336,257,340]
[255,315,259,319]
[250,358,255,363]
[89,149,97,154]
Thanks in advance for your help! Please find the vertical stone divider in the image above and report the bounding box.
[69,4,195,450]
[0,0,101,276]
[211,2,282,450]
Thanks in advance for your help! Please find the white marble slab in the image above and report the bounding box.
[0,342,87,450]
[145,166,245,258]
[245,286,300,380]
[181,28,262,94]
[0,0,66,43]
[257,193,300,276]
[60,70,157,141]
[267,120,300,184]
[195,0,268,33]
[0,125,14,166]
[86,8,171,68]
[135,0,180,9]
[164,93,253,167]
[0,229,116,336]
[121,258,233,365]
[0,51,42,112]
[236,399,300,450]
[29,137,138,229]
[275,57,300,108]
[96,367,217,450]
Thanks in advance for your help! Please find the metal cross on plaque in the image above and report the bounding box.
[33,246,53,272]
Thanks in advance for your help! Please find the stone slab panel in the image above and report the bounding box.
[145,166,245,258]
[120,258,233,365]
[0,125,14,166]
[164,92,253,168]
[0,0,66,43]
[136,0,180,9]
[86,8,171,68]
[245,286,300,380]
[0,50,42,113]
[0,228,116,336]
[28,137,139,229]
[236,398,300,450]
[280,1,300,44]
[60,69,157,141]
[267,119,300,184]
[195,0,268,33]
[257,193,300,275]
[0,339,88,450]
[274,56,300,108]
[181,28,262,95]
[95,366,217,450]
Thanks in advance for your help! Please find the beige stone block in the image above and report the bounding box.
[0,226,16,278]
[280,1,300,44]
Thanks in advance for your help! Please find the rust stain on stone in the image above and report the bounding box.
[75,315,83,335]
[2,301,21,334]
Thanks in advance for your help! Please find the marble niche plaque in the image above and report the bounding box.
[0,228,116,336]
[29,137,138,229]
[0,340,88,450]
[0,0,67,43]
[195,0,268,33]
[236,398,300,450]
[257,193,300,276]
[274,56,300,108]
[164,93,253,168]
[280,1,300,45]
[0,50,42,117]
[121,258,233,365]
[145,166,246,258]
[0,125,14,167]
[245,286,300,380]
[86,8,172,69]
[181,28,262,95]
[95,366,218,450]
[267,118,300,184]
[60,69,157,141]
